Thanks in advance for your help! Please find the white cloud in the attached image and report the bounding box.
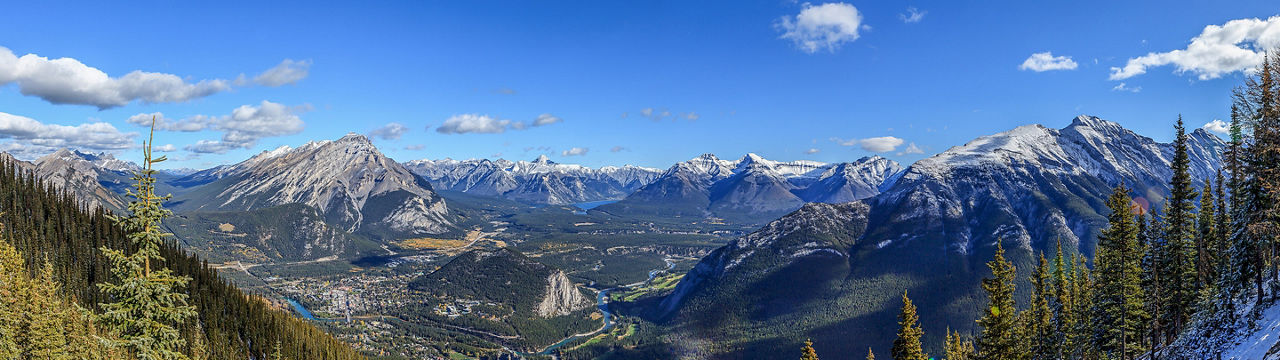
[899,7,926,24]
[610,146,627,153]
[369,122,409,140]
[839,136,904,152]
[897,142,924,156]
[404,144,425,151]
[436,113,562,134]
[776,2,865,53]
[436,114,511,134]
[126,112,212,132]
[0,111,137,154]
[0,46,230,109]
[1111,82,1142,93]
[154,144,177,152]
[805,148,820,155]
[1019,52,1079,72]
[1203,119,1230,135]
[532,113,562,126]
[253,59,311,87]
[184,101,309,154]
[1111,16,1280,80]
[561,147,589,156]
[684,112,700,121]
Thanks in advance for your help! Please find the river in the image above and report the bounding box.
[530,257,677,355]
[284,257,677,357]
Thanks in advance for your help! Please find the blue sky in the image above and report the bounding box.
[0,1,1277,169]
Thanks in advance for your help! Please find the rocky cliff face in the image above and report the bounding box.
[23,149,133,213]
[536,270,592,318]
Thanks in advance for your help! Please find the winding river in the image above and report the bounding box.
[530,257,677,355]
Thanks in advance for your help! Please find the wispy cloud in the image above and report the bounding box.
[369,122,410,140]
[182,101,310,154]
[436,113,564,134]
[561,147,588,156]
[250,59,311,87]
[897,142,924,156]
[899,7,926,24]
[1111,82,1142,93]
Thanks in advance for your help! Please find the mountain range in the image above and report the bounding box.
[652,115,1225,358]
[404,155,663,205]
[596,153,903,224]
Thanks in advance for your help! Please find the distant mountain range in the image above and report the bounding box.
[596,153,903,224]
[654,115,1225,358]
[404,155,663,205]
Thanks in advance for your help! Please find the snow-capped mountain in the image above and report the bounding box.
[596,153,903,223]
[403,155,663,204]
[868,115,1223,255]
[656,115,1226,358]
[171,133,455,237]
[23,149,138,212]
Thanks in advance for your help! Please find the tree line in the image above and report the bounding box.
[801,53,1280,360]
[0,125,361,359]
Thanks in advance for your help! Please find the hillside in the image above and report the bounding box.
[0,158,362,359]
[651,115,1226,358]
[404,248,598,351]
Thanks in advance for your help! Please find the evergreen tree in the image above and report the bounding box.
[1215,169,1231,286]
[1252,52,1280,299]
[799,339,819,360]
[1161,116,1199,336]
[866,348,875,360]
[96,123,198,360]
[272,339,284,360]
[976,241,1021,360]
[1051,239,1073,359]
[0,226,25,358]
[944,328,975,360]
[892,292,928,360]
[1093,186,1148,359]
[1029,253,1055,358]
[1070,254,1097,359]
[22,260,71,359]
[1197,180,1218,290]
[1140,211,1166,350]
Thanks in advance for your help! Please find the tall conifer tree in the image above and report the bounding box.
[97,119,198,359]
[976,241,1021,360]
[892,292,928,360]
[1094,186,1148,359]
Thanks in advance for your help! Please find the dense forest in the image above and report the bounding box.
[797,53,1280,360]
[0,129,362,359]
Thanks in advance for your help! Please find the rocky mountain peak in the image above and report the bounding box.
[337,132,373,145]
[693,153,720,162]
[532,154,554,164]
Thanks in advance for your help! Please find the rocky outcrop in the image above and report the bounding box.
[536,270,592,317]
